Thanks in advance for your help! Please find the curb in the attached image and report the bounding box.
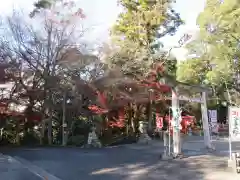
[14,156,62,180]
[0,153,61,180]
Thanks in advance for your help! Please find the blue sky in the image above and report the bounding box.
[0,0,206,59]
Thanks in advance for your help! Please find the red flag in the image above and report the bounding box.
[156,113,163,128]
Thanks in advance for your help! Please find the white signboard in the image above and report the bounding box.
[208,110,218,133]
[88,133,93,145]
[208,110,217,123]
[228,107,240,141]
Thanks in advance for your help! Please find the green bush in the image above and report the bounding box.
[67,135,85,146]
[20,132,39,145]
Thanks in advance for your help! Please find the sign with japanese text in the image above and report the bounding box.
[229,107,240,141]
[156,114,163,129]
[208,110,218,133]
[208,110,217,123]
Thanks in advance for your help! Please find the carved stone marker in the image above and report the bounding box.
[138,121,151,144]
[87,126,102,148]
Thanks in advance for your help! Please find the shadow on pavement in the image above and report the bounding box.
[87,152,231,180]
[0,154,42,180]
[89,159,205,180]
[1,145,233,180]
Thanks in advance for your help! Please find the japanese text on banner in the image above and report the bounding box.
[229,107,240,141]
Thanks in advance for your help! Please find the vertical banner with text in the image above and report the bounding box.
[208,110,218,133]
[228,107,240,141]
[156,113,163,129]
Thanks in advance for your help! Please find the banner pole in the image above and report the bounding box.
[168,107,171,156]
[228,106,232,160]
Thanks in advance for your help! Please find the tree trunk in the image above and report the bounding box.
[131,104,140,133]
[147,102,153,131]
[48,109,53,145]
[131,117,135,133]
[40,120,45,145]
[127,103,133,135]
[62,92,66,146]
[16,119,20,145]
[134,104,142,132]
[47,90,53,145]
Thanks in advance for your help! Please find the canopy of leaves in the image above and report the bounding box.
[197,0,240,84]
[112,0,183,50]
[0,2,103,116]
[177,58,208,84]
[105,0,182,82]
[31,0,57,17]
[177,0,240,103]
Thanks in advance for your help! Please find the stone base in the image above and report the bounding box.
[228,159,234,168]
[91,140,102,148]
[205,144,216,153]
[138,134,152,144]
[159,154,173,160]
[87,131,102,148]
[85,141,102,148]
[227,159,239,173]
[172,153,185,159]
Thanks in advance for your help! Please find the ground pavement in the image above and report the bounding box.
[0,136,240,180]
[0,153,42,180]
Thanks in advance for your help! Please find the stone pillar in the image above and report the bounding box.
[172,88,181,155]
[87,126,102,148]
[163,131,169,156]
[160,130,174,160]
[201,91,212,149]
[138,121,151,144]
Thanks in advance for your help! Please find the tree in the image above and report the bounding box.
[177,58,208,84]
[177,0,240,105]
[197,0,239,86]
[112,0,183,49]
[107,0,183,78]
[0,1,98,145]
[30,0,58,17]
[102,0,183,131]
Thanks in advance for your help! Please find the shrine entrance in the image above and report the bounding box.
[169,84,213,157]
[152,82,213,158]
[86,63,213,152]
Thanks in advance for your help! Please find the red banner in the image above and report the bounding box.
[156,113,163,128]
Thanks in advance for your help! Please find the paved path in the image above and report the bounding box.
[1,137,240,180]
[0,153,42,180]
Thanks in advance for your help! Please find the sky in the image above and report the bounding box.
[0,0,206,60]
[166,0,206,60]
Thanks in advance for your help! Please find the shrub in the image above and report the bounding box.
[67,135,85,146]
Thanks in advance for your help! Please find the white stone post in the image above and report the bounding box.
[172,88,181,155]
[87,126,102,148]
[161,131,169,158]
[201,91,212,149]
[138,121,151,144]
